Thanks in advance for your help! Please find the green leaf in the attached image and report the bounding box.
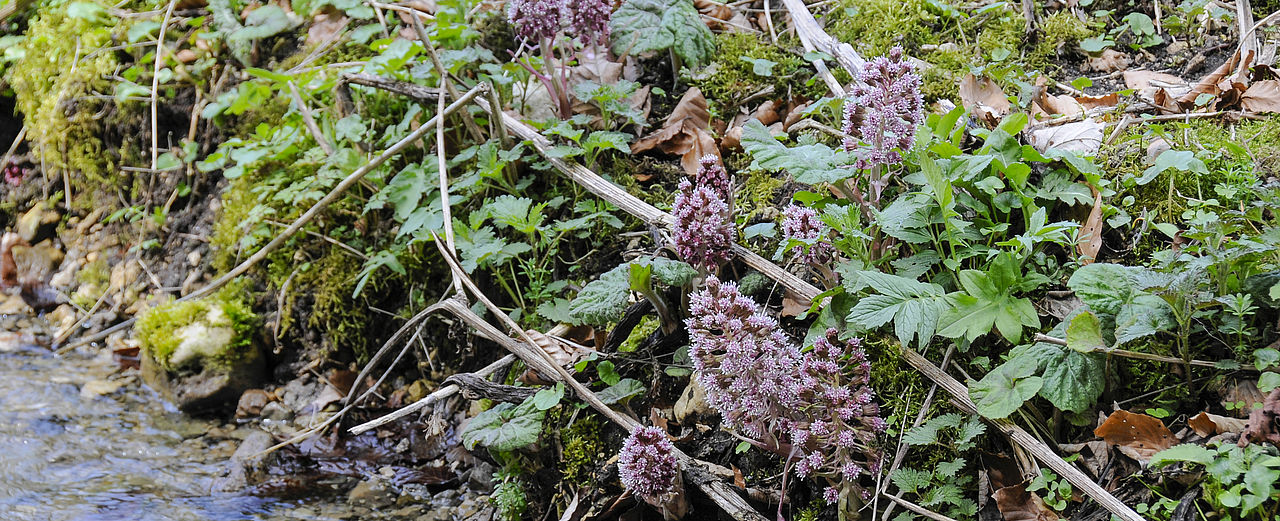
[969,360,1043,419]
[596,378,646,404]
[1260,372,1280,393]
[66,1,112,22]
[890,468,933,494]
[1138,150,1208,185]
[609,0,714,67]
[461,399,545,451]
[568,257,694,326]
[127,20,161,43]
[1113,294,1175,345]
[1149,444,1216,468]
[228,5,299,47]
[954,415,986,450]
[1067,263,1134,316]
[936,459,965,478]
[740,119,852,185]
[1065,311,1106,352]
[597,360,621,386]
[901,413,963,446]
[846,270,947,347]
[937,255,1040,344]
[1039,348,1105,413]
[532,382,565,410]
[740,56,777,76]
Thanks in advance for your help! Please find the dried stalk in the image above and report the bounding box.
[288,81,335,155]
[150,0,178,171]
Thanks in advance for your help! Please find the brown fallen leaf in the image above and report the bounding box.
[694,0,731,20]
[960,74,1011,126]
[1076,92,1119,110]
[1188,411,1249,437]
[631,87,721,176]
[1094,410,1177,463]
[1241,80,1280,113]
[1033,78,1085,117]
[1239,388,1280,447]
[1221,378,1267,417]
[993,484,1061,521]
[1084,49,1131,73]
[751,99,783,126]
[1058,440,1111,480]
[1077,186,1103,264]
[1178,50,1249,108]
[307,7,348,46]
[1028,120,1103,154]
[1123,70,1188,91]
[732,465,746,489]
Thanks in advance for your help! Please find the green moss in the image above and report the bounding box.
[739,168,784,219]
[71,258,111,309]
[1030,12,1093,70]
[136,287,258,373]
[559,415,603,485]
[620,315,659,353]
[692,32,826,114]
[281,250,378,361]
[7,2,122,203]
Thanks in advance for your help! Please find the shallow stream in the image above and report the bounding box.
[0,324,359,520]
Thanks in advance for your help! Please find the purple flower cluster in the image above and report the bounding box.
[507,0,564,44]
[686,279,883,504]
[781,204,834,266]
[686,276,802,440]
[790,328,884,502]
[3,164,24,187]
[567,0,612,46]
[618,426,679,500]
[694,155,731,203]
[841,46,924,170]
[507,0,613,46]
[672,173,733,272]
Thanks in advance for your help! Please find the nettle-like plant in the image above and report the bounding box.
[507,0,614,118]
[686,276,884,509]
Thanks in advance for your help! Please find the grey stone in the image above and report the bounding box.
[347,479,397,509]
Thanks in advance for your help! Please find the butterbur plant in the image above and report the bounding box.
[618,425,688,519]
[672,159,734,274]
[841,46,923,212]
[686,277,884,509]
[686,275,803,443]
[788,328,884,506]
[507,0,616,118]
[780,204,837,286]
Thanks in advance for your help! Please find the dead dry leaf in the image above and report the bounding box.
[1094,410,1177,463]
[1124,70,1190,112]
[1241,80,1280,113]
[1076,93,1119,110]
[632,87,720,175]
[1222,378,1267,417]
[307,7,348,46]
[1059,440,1111,480]
[960,74,1011,125]
[1029,119,1103,155]
[993,484,1061,521]
[1178,50,1248,108]
[1188,411,1249,437]
[1084,49,1131,73]
[1077,187,1103,264]
[1240,388,1280,446]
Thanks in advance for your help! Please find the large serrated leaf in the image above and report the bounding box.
[1038,348,1105,413]
[609,0,714,66]
[969,358,1043,419]
[845,271,947,348]
[461,399,545,451]
[740,120,853,185]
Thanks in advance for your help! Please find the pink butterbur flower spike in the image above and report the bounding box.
[840,46,923,211]
[780,204,837,287]
[618,425,688,519]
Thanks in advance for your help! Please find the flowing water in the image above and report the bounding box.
[0,320,360,521]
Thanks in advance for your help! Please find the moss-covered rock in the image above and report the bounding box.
[136,290,262,413]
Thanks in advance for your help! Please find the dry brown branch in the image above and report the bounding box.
[288,81,335,155]
[150,0,178,171]
[1031,333,1240,369]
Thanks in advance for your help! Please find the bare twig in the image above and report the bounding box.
[436,78,464,297]
[881,493,960,521]
[409,11,486,143]
[349,354,517,434]
[150,0,178,171]
[1,125,25,173]
[288,81,335,155]
[1031,333,1239,369]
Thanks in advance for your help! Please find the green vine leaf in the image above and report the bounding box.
[969,357,1043,419]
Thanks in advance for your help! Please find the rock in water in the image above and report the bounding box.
[136,295,262,414]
